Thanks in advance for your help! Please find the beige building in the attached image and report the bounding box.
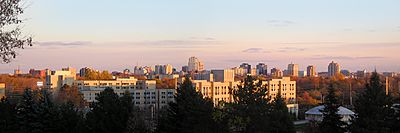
[307,65,317,77]
[211,69,235,82]
[192,80,240,105]
[45,67,77,91]
[328,61,341,77]
[188,56,204,72]
[287,63,299,77]
[75,77,174,111]
[232,67,245,76]
[0,83,6,99]
[271,68,283,77]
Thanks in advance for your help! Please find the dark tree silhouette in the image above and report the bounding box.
[0,97,18,133]
[157,76,217,133]
[351,72,393,132]
[0,0,33,63]
[228,75,272,133]
[270,90,295,133]
[319,84,347,133]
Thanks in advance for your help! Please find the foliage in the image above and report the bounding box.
[0,0,33,63]
[84,69,113,80]
[351,72,393,132]
[157,76,218,133]
[55,84,85,107]
[319,84,347,133]
[270,90,295,133]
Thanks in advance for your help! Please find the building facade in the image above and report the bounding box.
[188,56,204,72]
[328,61,341,77]
[256,63,268,75]
[287,63,299,77]
[45,67,77,91]
[307,65,317,77]
[211,69,235,82]
[271,68,283,77]
[75,77,175,111]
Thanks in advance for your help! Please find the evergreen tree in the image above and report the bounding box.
[56,101,85,133]
[0,97,17,133]
[85,87,130,133]
[319,84,347,133]
[36,89,59,133]
[157,76,218,133]
[270,90,295,133]
[228,75,271,133]
[16,89,42,133]
[351,72,393,132]
[125,108,152,133]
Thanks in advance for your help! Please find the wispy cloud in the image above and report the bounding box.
[309,55,385,60]
[267,20,295,27]
[242,48,270,53]
[131,39,220,48]
[37,41,91,47]
[277,47,306,52]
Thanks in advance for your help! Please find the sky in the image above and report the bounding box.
[1,0,400,73]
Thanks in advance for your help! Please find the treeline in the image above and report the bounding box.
[82,69,113,80]
[0,76,296,133]
[312,72,400,133]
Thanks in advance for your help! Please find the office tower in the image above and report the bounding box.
[232,67,245,76]
[123,69,130,75]
[307,65,317,77]
[188,56,204,72]
[211,69,235,82]
[154,65,163,75]
[163,64,173,75]
[287,63,299,77]
[328,61,341,77]
[256,63,268,75]
[271,68,283,77]
[193,71,214,82]
[240,63,252,75]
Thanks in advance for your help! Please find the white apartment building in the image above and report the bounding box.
[75,77,175,111]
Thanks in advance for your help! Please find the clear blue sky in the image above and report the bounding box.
[1,0,400,73]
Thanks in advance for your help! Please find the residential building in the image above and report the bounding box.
[307,65,317,77]
[328,61,341,77]
[45,67,77,91]
[193,71,214,82]
[271,68,283,77]
[287,63,299,77]
[192,80,240,106]
[256,63,268,75]
[232,67,245,76]
[211,69,235,82]
[75,77,174,111]
[29,69,46,78]
[134,66,149,75]
[188,56,204,72]
[298,71,307,77]
[240,63,252,75]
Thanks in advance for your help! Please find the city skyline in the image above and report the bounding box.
[1,0,400,72]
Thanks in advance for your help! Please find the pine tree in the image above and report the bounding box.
[16,89,42,133]
[157,76,218,133]
[319,84,347,133]
[56,101,85,133]
[351,72,393,132]
[85,87,130,133]
[270,90,295,133]
[0,97,18,133]
[125,108,152,133]
[228,75,271,133]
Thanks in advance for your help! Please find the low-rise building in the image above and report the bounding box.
[45,67,77,91]
[75,77,174,111]
[0,83,6,99]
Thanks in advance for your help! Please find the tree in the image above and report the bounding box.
[55,84,85,107]
[227,75,271,133]
[270,90,295,133]
[85,88,130,133]
[16,89,42,133]
[0,0,33,63]
[125,108,152,133]
[56,101,85,133]
[157,76,218,133]
[351,72,393,132]
[0,97,18,133]
[319,84,347,133]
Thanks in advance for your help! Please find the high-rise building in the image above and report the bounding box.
[188,56,204,72]
[163,64,173,75]
[232,67,245,76]
[328,61,341,77]
[123,69,131,75]
[240,63,252,74]
[181,66,189,73]
[271,68,283,77]
[287,63,299,77]
[307,65,317,77]
[211,69,235,82]
[256,63,268,75]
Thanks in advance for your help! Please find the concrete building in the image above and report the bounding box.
[307,65,317,77]
[271,68,283,77]
[123,69,131,75]
[287,63,299,77]
[328,61,341,77]
[45,67,77,91]
[75,77,174,111]
[262,77,296,103]
[240,63,252,75]
[134,66,150,75]
[29,69,46,78]
[256,63,268,75]
[192,80,240,106]
[154,64,173,75]
[211,69,235,82]
[188,56,204,72]
[232,67,245,76]
[0,83,5,99]
[298,71,307,77]
[193,71,214,82]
